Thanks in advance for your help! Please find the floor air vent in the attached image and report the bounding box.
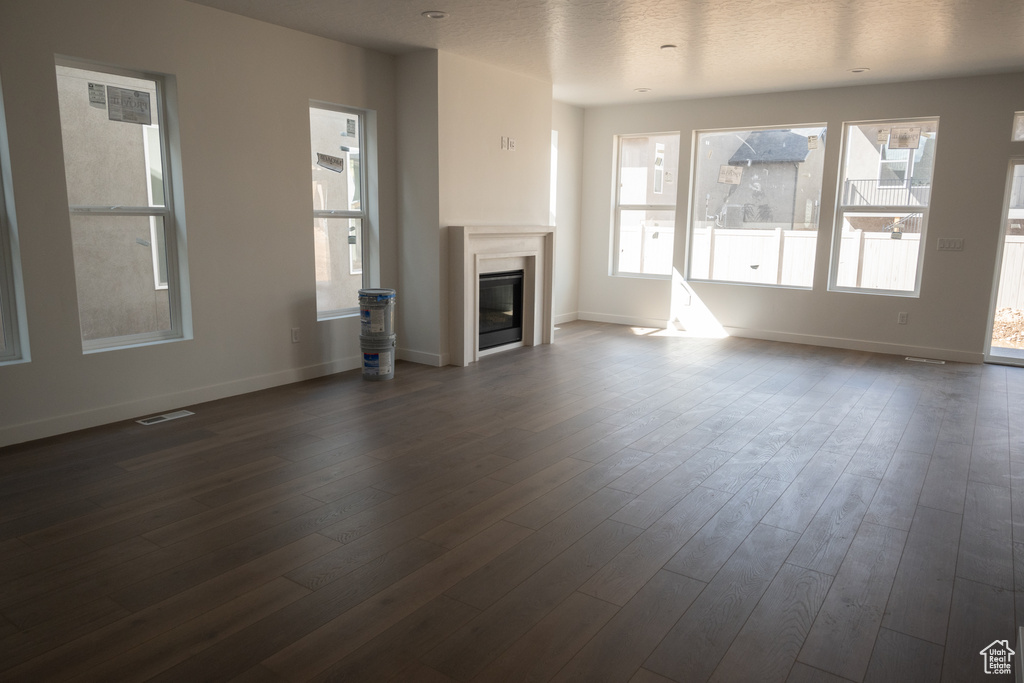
[905,357,946,365]
[136,410,195,426]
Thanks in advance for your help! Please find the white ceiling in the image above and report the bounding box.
[188,0,1024,106]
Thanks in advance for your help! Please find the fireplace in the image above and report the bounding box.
[479,270,524,350]
[448,225,555,366]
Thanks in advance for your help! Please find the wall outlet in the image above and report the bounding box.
[500,136,507,150]
[897,312,908,325]
[291,327,300,343]
[508,137,516,151]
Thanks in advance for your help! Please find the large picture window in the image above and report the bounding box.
[310,104,368,318]
[687,125,826,287]
[56,61,187,351]
[613,132,680,277]
[831,119,939,294]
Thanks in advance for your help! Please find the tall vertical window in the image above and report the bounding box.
[0,84,23,362]
[688,125,826,287]
[56,61,187,350]
[310,104,367,318]
[831,119,939,294]
[613,132,680,277]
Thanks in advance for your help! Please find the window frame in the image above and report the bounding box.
[829,117,939,297]
[685,122,827,289]
[612,132,680,279]
[309,101,371,320]
[0,122,22,363]
[56,58,186,352]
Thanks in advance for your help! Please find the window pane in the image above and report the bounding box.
[314,217,362,313]
[310,108,361,212]
[835,213,923,290]
[833,119,938,294]
[618,134,678,207]
[689,126,825,287]
[56,66,161,208]
[618,209,675,276]
[70,214,171,341]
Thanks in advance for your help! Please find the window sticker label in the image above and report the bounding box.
[346,119,356,137]
[718,165,743,185]
[106,86,151,125]
[87,82,106,108]
[807,134,819,150]
[316,152,346,173]
[888,127,922,149]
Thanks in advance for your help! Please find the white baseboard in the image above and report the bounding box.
[554,312,579,325]
[577,311,673,330]
[0,356,361,448]
[397,346,445,367]
[722,326,984,364]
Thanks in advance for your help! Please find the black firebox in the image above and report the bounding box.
[479,270,524,350]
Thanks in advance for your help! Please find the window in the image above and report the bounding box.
[687,125,826,287]
[0,83,24,362]
[310,104,368,318]
[55,61,188,351]
[613,133,679,277]
[831,119,939,294]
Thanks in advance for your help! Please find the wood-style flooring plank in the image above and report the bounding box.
[643,523,800,682]
[551,570,705,683]
[708,563,832,683]
[796,522,907,681]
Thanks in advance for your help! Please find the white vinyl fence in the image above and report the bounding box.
[690,228,1024,306]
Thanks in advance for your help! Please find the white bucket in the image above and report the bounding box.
[361,334,396,381]
[358,288,396,338]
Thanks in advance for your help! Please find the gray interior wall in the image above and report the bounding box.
[552,101,584,323]
[0,0,397,445]
[579,73,1024,360]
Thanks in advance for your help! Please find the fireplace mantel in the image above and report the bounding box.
[448,226,555,367]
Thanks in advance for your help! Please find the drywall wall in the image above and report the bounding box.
[552,101,584,323]
[437,53,553,366]
[395,50,442,366]
[393,51,553,366]
[0,0,397,446]
[579,73,1024,360]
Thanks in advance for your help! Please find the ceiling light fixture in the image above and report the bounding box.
[422,10,448,19]
[848,67,870,74]
[634,87,652,93]
[660,44,677,50]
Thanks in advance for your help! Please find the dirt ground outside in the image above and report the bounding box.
[992,308,1024,350]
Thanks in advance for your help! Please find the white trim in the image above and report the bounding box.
[0,355,363,448]
[577,311,673,329]
[724,325,982,364]
[554,312,579,324]
[397,346,445,367]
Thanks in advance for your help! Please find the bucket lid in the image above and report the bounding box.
[358,288,396,302]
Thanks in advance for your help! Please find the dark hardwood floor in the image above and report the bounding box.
[1,320,1020,681]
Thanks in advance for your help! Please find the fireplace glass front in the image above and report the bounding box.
[479,270,524,350]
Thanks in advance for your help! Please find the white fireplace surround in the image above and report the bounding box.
[449,226,555,367]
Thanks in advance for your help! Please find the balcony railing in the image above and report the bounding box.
[843,179,931,207]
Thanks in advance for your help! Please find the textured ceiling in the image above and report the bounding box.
[187,0,1024,106]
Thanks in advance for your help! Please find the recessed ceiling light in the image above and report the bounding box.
[848,67,870,74]
[660,44,677,50]
[422,10,447,19]
[634,87,652,93]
